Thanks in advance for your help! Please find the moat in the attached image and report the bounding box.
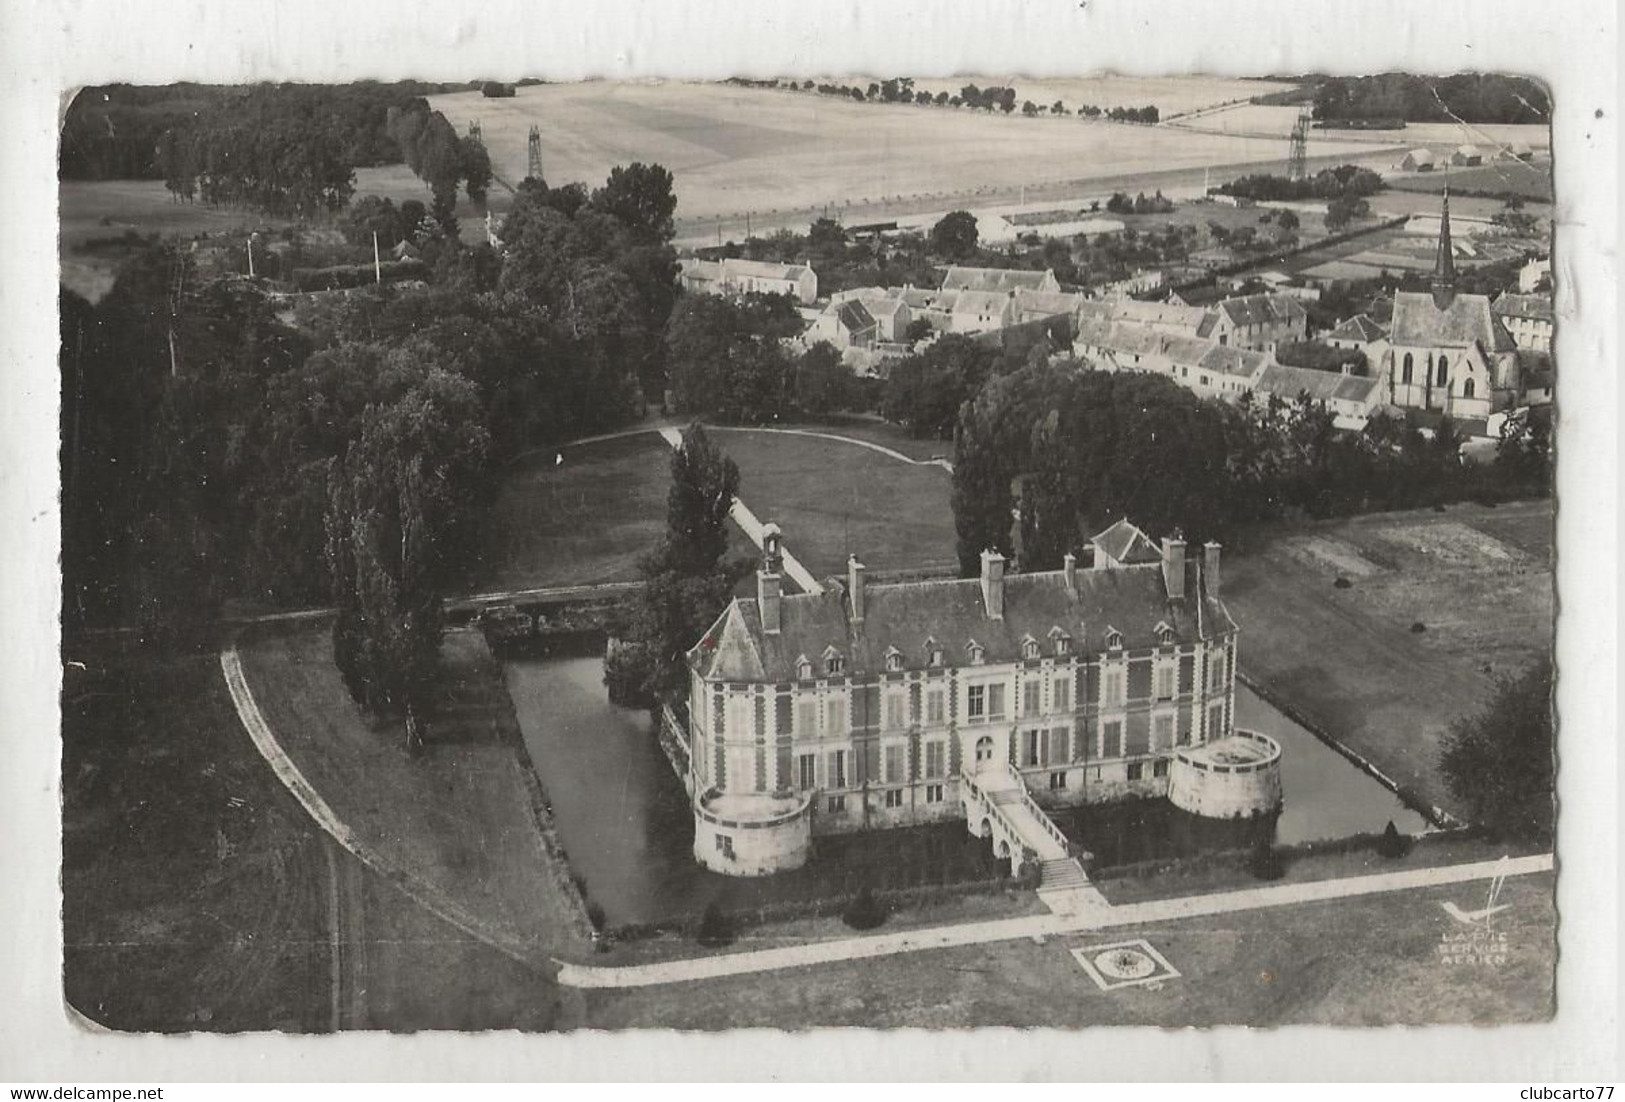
[505,651,1429,925]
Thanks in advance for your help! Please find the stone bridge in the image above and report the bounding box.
[961,762,1107,915]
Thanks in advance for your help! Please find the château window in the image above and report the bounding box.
[884,648,904,673]
[967,640,986,666]
[1022,637,1040,660]
[1155,665,1176,700]
[967,685,986,720]
[1156,624,1175,647]
[1126,762,1144,782]
[1153,759,1170,779]
[1105,629,1123,651]
[1022,680,1041,715]
[1053,632,1071,656]
[823,647,844,676]
[1052,676,1071,713]
[796,656,813,681]
[1402,352,1414,384]
[926,639,945,667]
[925,688,946,725]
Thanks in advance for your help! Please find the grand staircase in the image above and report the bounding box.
[976,764,1110,915]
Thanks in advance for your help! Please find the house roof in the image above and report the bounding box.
[1077,298,1211,335]
[1389,290,1517,354]
[1014,288,1084,317]
[1254,362,1381,406]
[1492,292,1555,324]
[1326,313,1388,343]
[941,266,1056,293]
[1455,144,1482,156]
[831,299,876,333]
[1091,518,1162,566]
[1216,293,1308,328]
[1198,342,1273,379]
[688,555,1232,683]
[1406,148,1436,162]
[953,289,1013,316]
[722,257,811,282]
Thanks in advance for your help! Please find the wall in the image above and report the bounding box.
[692,804,812,876]
[1167,741,1283,819]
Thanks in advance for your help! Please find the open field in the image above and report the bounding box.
[1385,158,1555,201]
[578,871,1554,1028]
[823,76,1300,118]
[61,645,335,1032]
[237,623,585,961]
[426,81,1383,235]
[710,427,959,579]
[1224,500,1554,818]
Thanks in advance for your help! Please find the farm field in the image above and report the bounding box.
[1223,500,1554,819]
[708,427,959,580]
[1385,158,1554,201]
[426,81,1382,236]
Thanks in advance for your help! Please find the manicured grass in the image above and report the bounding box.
[1225,500,1554,817]
[712,427,959,579]
[578,873,1554,1028]
[236,623,586,961]
[469,430,681,592]
[61,644,333,1032]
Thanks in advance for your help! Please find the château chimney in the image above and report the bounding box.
[1203,540,1222,601]
[847,554,866,625]
[1162,536,1186,600]
[1062,551,1078,595]
[758,523,784,634]
[980,549,1006,621]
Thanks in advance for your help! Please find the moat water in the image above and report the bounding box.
[505,652,1430,925]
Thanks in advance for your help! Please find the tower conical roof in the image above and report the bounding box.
[1432,188,1457,309]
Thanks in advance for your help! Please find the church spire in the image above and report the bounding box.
[1431,187,1457,309]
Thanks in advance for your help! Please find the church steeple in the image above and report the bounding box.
[1431,187,1457,309]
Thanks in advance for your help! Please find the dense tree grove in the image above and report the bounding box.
[62,82,471,181]
[948,362,1552,577]
[1310,74,1550,125]
[62,161,685,702]
[1438,656,1554,841]
[604,426,751,706]
[1217,165,1385,203]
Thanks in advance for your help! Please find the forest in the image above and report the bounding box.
[1309,74,1550,125]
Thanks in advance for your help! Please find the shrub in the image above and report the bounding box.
[842,885,888,930]
[1410,621,1427,633]
[1334,576,1353,589]
[586,900,607,932]
[696,901,735,947]
[1249,836,1285,881]
[1376,820,1411,859]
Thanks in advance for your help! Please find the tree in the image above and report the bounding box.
[807,216,847,254]
[929,210,980,260]
[459,134,493,205]
[605,425,749,704]
[696,901,735,946]
[1324,195,1371,232]
[1277,208,1301,233]
[794,341,852,416]
[1438,657,1554,841]
[1021,100,1039,117]
[591,162,678,243]
[842,885,887,930]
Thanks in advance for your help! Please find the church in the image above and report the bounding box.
[1376,193,1521,421]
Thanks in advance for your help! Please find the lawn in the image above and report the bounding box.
[61,643,333,1032]
[577,871,1554,1028]
[1223,500,1555,818]
[711,427,959,579]
[236,622,587,963]
[469,430,684,592]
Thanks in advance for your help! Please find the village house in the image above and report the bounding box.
[1375,195,1520,420]
[1452,144,1484,167]
[1401,148,1437,172]
[1323,313,1389,354]
[949,289,1018,333]
[1518,255,1551,294]
[1012,288,1086,327]
[808,298,878,350]
[940,265,1061,295]
[1492,292,1555,352]
[680,521,1255,876]
[679,256,820,304]
[1072,317,1271,401]
[1252,362,1384,429]
[1204,293,1310,352]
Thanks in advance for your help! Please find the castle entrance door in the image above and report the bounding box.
[973,735,995,772]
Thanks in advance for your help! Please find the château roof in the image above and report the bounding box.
[687,559,1232,684]
[1091,518,1162,566]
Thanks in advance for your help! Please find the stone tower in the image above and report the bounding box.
[1431,188,1457,310]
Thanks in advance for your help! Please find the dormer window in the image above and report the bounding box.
[822,645,845,677]
[1021,635,1040,661]
[966,639,986,666]
[923,636,944,668]
[1155,621,1175,647]
[795,655,813,681]
[1048,625,1072,656]
[1105,627,1123,651]
[884,646,905,673]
